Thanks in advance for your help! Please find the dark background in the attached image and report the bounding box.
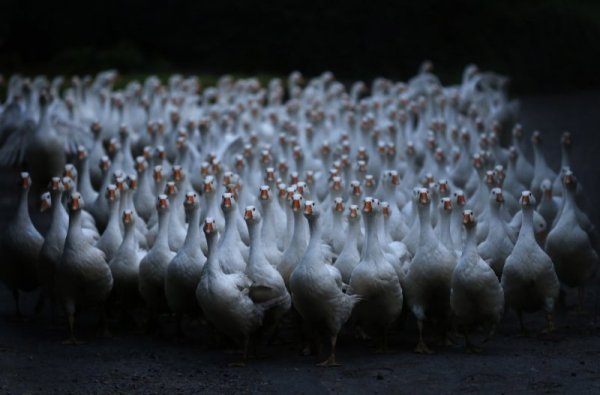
[1,0,599,92]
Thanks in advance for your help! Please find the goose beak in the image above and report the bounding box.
[222,196,232,208]
[122,210,133,224]
[259,187,270,200]
[265,168,275,182]
[185,193,196,205]
[172,166,182,181]
[40,196,50,212]
[70,195,81,211]
[456,193,466,206]
[391,174,400,186]
[49,177,61,191]
[463,210,474,224]
[20,173,30,189]
[439,181,448,194]
[77,147,87,160]
[292,198,301,212]
[496,192,504,203]
[335,200,344,212]
[203,181,214,193]
[443,198,452,210]
[244,208,253,220]
[419,190,429,204]
[106,186,117,201]
[303,202,313,215]
[364,176,374,188]
[157,195,169,209]
[381,205,390,217]
[563,173,574,186]
[153,168,163,183]
[203,220,215,234]
[520,192,531,206]
[363,199,373,213]
[352,185,361,196]
[349,206,359,218]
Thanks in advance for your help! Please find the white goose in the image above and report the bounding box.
[334,205,362,284]
[165,192,206,327]
[545,172,598,312]
[451,210,504,353]
[290,200,358,366]
[501,191,559,333]
[0,172,43,316]
[348,197,403,351]
[404,188,456,353]
[56,192,113,343]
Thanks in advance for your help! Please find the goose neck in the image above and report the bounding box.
[155,209,171,250]
[184,207,201,246]
[417,202,435,246]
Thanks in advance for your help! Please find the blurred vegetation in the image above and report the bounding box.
[1,0,599,93]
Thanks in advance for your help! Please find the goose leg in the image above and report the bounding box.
[12,290,23,320]
[62,313,83,345]
[317,335,341,367]
[228,337,248,367]
[414,320,433,354]
[464,330,482,353]
[542,312,556,334]
[517,311,528,336]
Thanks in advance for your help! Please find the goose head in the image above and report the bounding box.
[333,197,345,214]
[303,200,319,221]
[531,130,542,146]
[203,175,216,195]
[348,204,361,223]
[439,197,453,214]
[418,188,430,206]
[519,190,536,208]
[362,196,379,216]
[90,121,102,139]
[67,192,84,212]
[540,179,553,199]
[561,131,572,148]
[512,124,524,142]
[184,191,200,211]
[61,176,76,193]
[243,205,261,226]
[220,192,236,214]
[63,164,77,181]
[296,181,309,197]
[562,170,576,191]
[135,157,147,174]
[122,209,135,227]
[77,146,88,162]
[462,209,476,229]
[99,156,111,174]
[259,185,272,202]
[156,193,169,214]
[203,217,216,237]
[490,187,504,205]
[438,179,450,198]
[105,184,119,203]
[40,191,52,212]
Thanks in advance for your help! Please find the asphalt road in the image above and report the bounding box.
[1,91,599,394]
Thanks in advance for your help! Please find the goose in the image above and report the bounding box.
[512,125,534,189]
[537,179,560,231]
[243,205,292,340]
[323,197,347,256]
[56,192,113,344]
[138,195,176,314]
[257,185,285,267]
[435,197,457,256]
[501,191,559,333]
[216,193,248,273]
[164,181,186,251]
[404,188,456,353]
[545,172,598,312]
[0,172,43,316]
[277,193,309,289]
[503,146,527,200]
[88,121,106,189]
[478,188,515,278]
[133,156,155,223]
[95,184,122,261]
[88,156,113,232]
[451,210,504,353]
[334,205,362,284]
[37,178,69,319]
[75,146,98,206]
[196,218,289,366]
[348,197,403,351]
[108,210,144,313]
[290,200,359,366]
[530,131,556,201]
[165,192,206,330]
[377,201,411,279]
[552,132,572,197]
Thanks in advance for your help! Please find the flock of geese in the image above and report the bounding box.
[0,65,597,366]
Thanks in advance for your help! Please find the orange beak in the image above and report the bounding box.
[303,202,314,215]
[363,199,373,213]
[349,205,359,218]
[335,199,344,212]
[158,195,169,209]
[443,198,452,210]
[463,210,473,224]
[244,208,253,220]
[496,192,504,203]
[185,193,196,205]
[419,190,429,204]
[222,195,232,208]
[122,210,133,224]
[259,187,269,200]
[203,219,215,234]
[456,193,466,206]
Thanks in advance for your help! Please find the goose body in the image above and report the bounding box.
[501,191,559,332]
